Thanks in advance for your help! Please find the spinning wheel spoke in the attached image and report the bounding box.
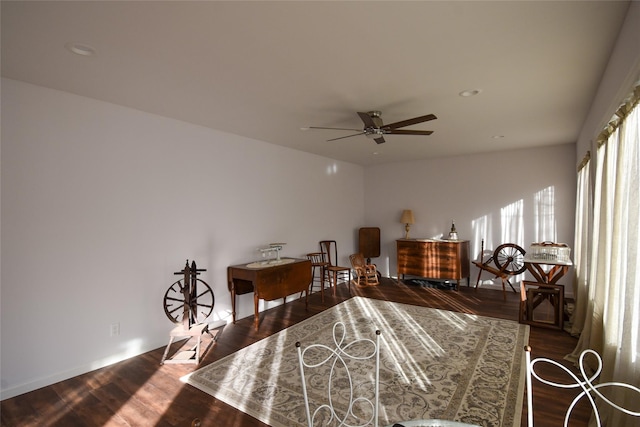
[195,302,214,310]
[194,288,213,301]
[167,305,183,316]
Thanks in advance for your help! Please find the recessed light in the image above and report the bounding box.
[65,42,96,56]
[492,135,505,139]
[372,151,381,155]
[459,89,481,97]
[300,127,310,131]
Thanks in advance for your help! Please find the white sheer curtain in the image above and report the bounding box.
[568,153,591,337]
[534,186,557,243]
[568,85,639,426]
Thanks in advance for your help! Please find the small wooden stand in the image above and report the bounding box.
[519,281,565,330]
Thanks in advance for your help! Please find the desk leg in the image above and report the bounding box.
[254,293,260,330]
[230,281,237,324]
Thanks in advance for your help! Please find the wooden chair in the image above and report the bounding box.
[349,253,379,287]
[473,239,525,300]
[305,252,328,302]
[319,240,351,296]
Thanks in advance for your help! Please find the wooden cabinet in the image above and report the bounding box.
[396,239,470,289]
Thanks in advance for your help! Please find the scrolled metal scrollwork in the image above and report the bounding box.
[296,322,381,427]
[525,346,640,427]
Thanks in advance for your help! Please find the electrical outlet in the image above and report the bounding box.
[110,322,120,337]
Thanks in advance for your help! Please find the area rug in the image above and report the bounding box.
[182,297,529,427]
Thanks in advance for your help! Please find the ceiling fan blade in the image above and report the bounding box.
[309,126,363,132]
[326,132,365,142]
[374,136,386,144]
[382,114,437,130]
[357,111,377,128]
[387,129,434,136]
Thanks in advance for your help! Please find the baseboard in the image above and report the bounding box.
[0,338,167,401]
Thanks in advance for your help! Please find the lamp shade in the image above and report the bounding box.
[400,209,415,224]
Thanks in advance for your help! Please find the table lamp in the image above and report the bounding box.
[448,220,458,240]
[400,209,415,239]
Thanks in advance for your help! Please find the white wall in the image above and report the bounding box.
[0,78,364,399]
[363,144,576,288]
[576,1,640,160]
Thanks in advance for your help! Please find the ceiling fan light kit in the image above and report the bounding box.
[310,110,437,144]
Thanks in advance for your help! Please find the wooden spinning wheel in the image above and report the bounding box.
[161,260,217,365]
[473,241,527,300]
[163,260,214,327]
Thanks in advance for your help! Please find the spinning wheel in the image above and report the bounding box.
[161,260,217,365]
[163,260,214,327]
[473,241,526,300]
[493,243,527,275]
[163,278,214,325]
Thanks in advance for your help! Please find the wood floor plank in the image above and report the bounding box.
[1,278,591,427]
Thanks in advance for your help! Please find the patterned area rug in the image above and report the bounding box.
[182,297,529,427]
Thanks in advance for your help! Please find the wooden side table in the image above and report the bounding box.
[519,281,565,329]
[520,257,572,329]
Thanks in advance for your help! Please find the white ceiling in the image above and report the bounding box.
[1,1,631,166]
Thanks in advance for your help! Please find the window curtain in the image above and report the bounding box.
[567,152,591,337]
[567,84,639,426]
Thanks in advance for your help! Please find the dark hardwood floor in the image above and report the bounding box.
[1,278,590,427]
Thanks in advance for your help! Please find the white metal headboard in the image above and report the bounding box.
[524,346,640,427]
[296,322,381,427]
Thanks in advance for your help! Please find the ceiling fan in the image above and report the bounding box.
[309,111,437,144]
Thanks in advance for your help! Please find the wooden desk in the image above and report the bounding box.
[397,239,470,289]
[228,258,311,329]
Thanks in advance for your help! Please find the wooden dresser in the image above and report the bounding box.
[396,239,470,289]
